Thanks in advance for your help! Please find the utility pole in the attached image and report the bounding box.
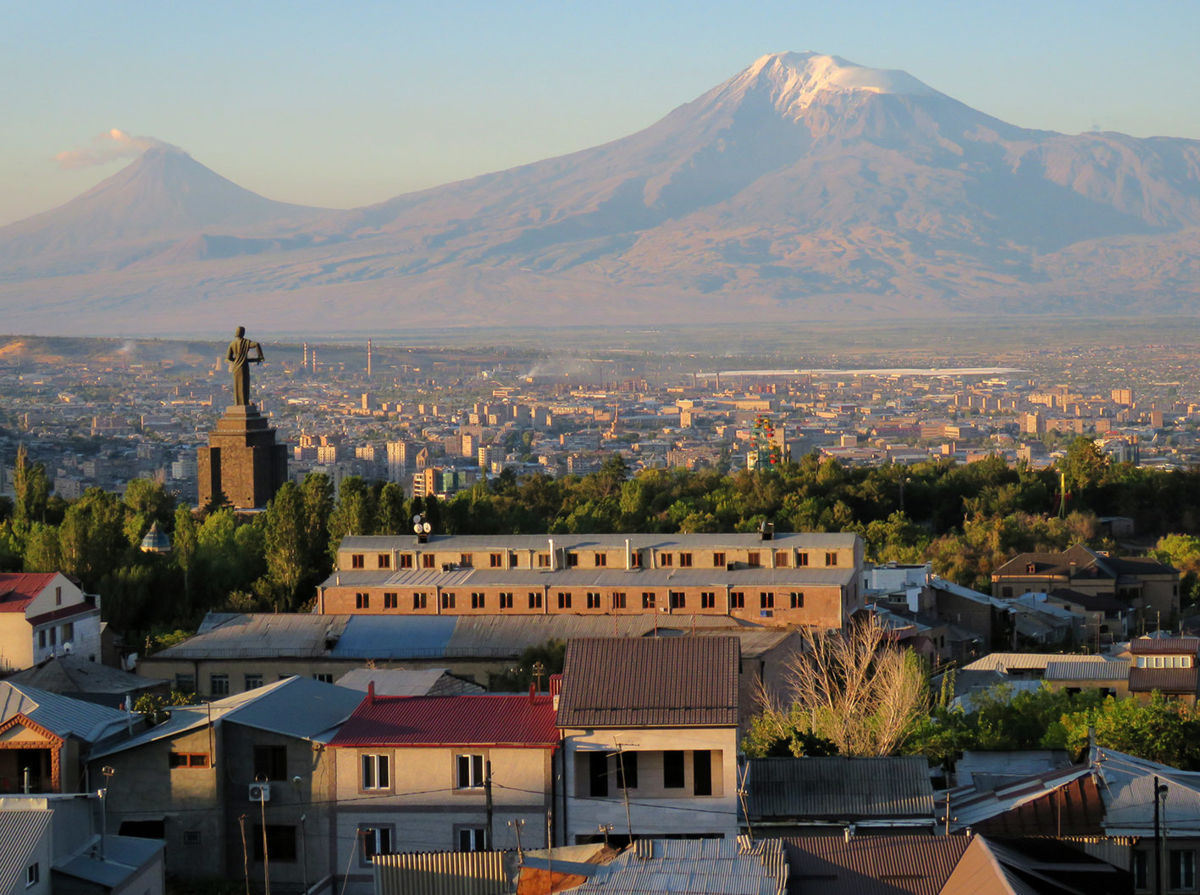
[507,819,525,862]
[258,775,271,895]
[485,760,494,850]
[1154,776,1169,895]
[100,766,114,860]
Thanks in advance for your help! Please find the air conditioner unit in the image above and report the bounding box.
[249,783,271,802]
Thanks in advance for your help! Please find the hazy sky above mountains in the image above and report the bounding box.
[3,0,1199,227]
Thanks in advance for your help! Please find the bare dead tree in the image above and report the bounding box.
[777,614,928,756]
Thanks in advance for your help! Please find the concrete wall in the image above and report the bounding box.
[0,614,34,672]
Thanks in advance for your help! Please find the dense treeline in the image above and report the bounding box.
[3,437,1200,637]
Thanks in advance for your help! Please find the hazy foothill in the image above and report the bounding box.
[5,52,1200,335]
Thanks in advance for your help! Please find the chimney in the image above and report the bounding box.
[529,682,537,703]
[548,538,557,571]
[367,681,376,705]
[625,539,632,571]
[760,521,775,541]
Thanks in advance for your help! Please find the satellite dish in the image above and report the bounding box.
[413,524,422,534]
[423,522,432,533]
[412,514,422,523]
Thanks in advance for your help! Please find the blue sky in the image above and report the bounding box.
[3,0,1199,226]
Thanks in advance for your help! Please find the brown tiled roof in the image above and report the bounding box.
[783,835,969,895]
[1129,636,1199,655]
[1128,666,1199,694]
[556,636,739,728]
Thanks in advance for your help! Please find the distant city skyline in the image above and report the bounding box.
[3,0,1199,227]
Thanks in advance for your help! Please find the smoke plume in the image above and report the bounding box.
[54,129,173,169]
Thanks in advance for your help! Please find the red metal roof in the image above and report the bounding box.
[329,693,559,748]
[26,603,96,628]
[0,574,55,613]
[1129,636,1200,655]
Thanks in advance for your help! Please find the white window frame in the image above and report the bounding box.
[1172,848,1196,892]
[456,826,486,852]
[361,753,391,791]
[25,864,38,888]
[456,754,484,789]
[360,825,393,864]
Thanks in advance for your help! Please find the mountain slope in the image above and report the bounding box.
[3,52,1200,334]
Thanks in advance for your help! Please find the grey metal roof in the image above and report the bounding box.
[744,757,936,822]
[782,835,969,895]
[8,656,166,698]
[323,567,857,588]
[1044,658,1130,682]
[335,668,484,696]
[340,532,858,552]
[0,810,51,895]
[0,681,132,743]
[962,653,1111,674]
[573,837,787,895]
[55,835,164,888]
[331,616,457,658]
[445,613,744,655]
[155,613,349,659]
[557,637,740,728]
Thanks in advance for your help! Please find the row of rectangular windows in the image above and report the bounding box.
[351,590,806,610]
[349,550,840,570]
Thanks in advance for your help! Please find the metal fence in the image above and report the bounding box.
[373,850,514,895]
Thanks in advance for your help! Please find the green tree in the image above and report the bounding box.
[263,482,310,609]
[327,476,377,559]
[376,482,408,535]
[12,444,50,530]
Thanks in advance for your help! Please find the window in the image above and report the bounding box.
[701,592,715,609]
[25,864,38,888]
[747,552,761,567]
[399,554,414,569]
[588,751,607,797]
[566,552,579,567]
[663,750,685,789]
[361,826,393,864]
[528,592,542,609]
[537,553,550,568]
[797,552,809,567]
[361,754,390,790]
[457,827,487,852]
[1172,849,1196,891]
[659,553,673,567]
[713,552,726,567]
[62,623,73,642]
[422,553,435,569]
[184,831,202,846]
[252,825,297,862]
[383,592,398,609]
[642,592,657,610]
[377,554,390,569]
[413,592,427,610]
[456,754,485,789]
[48,628,56,646]
[351,554,364,569]
[254,745,288,781]
[490,553,503,568]
[442,592,456,609]
[679,553,692,567]
[774,551,789,568]
[210,674,230,696]
[313,673,333,684]
[55,586,62,606]
[557,592,572,609]
[471,592,485,609]
[613,592,627,609]
[459,554,473,567]
[594,553,607,567]
[826,552,838,566]
[731,592,745,609]
[670,592,686,610]
[245,674,263,690]
[169,753,210,769]
[587,592,602,609]
[355,592,370,609]
[615,751,638,790]
[499,592,513,609]
[1001,586,1013,598]
[176,673,195,693]
[760,592,775,609]
[38,630,46,649]
[630,552,643,568]
[790,592,805,608]
[1133,851,1148,891]
[693,750,713,796]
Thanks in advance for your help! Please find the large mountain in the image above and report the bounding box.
[4,51,1200,334]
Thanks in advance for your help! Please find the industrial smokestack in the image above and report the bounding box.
[367,339,373,379]
[303,342,309,370]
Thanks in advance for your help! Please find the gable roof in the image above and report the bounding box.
[0,681,131,743]
[8,656,166,703]
[993,544,1176,581]
[556,636,740,729]
[329,693,558,747]
[571,837,786,895]
[745,757,935,823]
[0,810,52,893]
[944,836,1130,895]
[1129,636,1200,655]
[0,572,55,613]
[783,834,968,895]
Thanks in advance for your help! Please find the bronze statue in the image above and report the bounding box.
[226,326,264,406]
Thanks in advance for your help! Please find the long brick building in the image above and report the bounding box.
[317,532,863,629]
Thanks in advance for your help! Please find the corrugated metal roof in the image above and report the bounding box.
[445,614,743,655]
[0,573,54,613]
[55,835,164,888]
[373,850,510,895]
[1128,666,1199,693]
[1130,636,1200,655]
[556,637,739,728]
[1092,746,1200,835]
[574,837,786,895]
[340,532,858,552]
[325,567,857,588]
[0,810,51,894]
[782,835,968,895]
[335,668,484,696]
[330,694,558,747]
[1043,658,1130,682]
[945,764,1094,829]
[155,613,349,659]
[962,653,1110,674]
[331,616,458,658]
[0,681,132,743]
[9,656,166,697]
[744,757,935,821]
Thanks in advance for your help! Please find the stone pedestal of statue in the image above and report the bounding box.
[197,404,288,509]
